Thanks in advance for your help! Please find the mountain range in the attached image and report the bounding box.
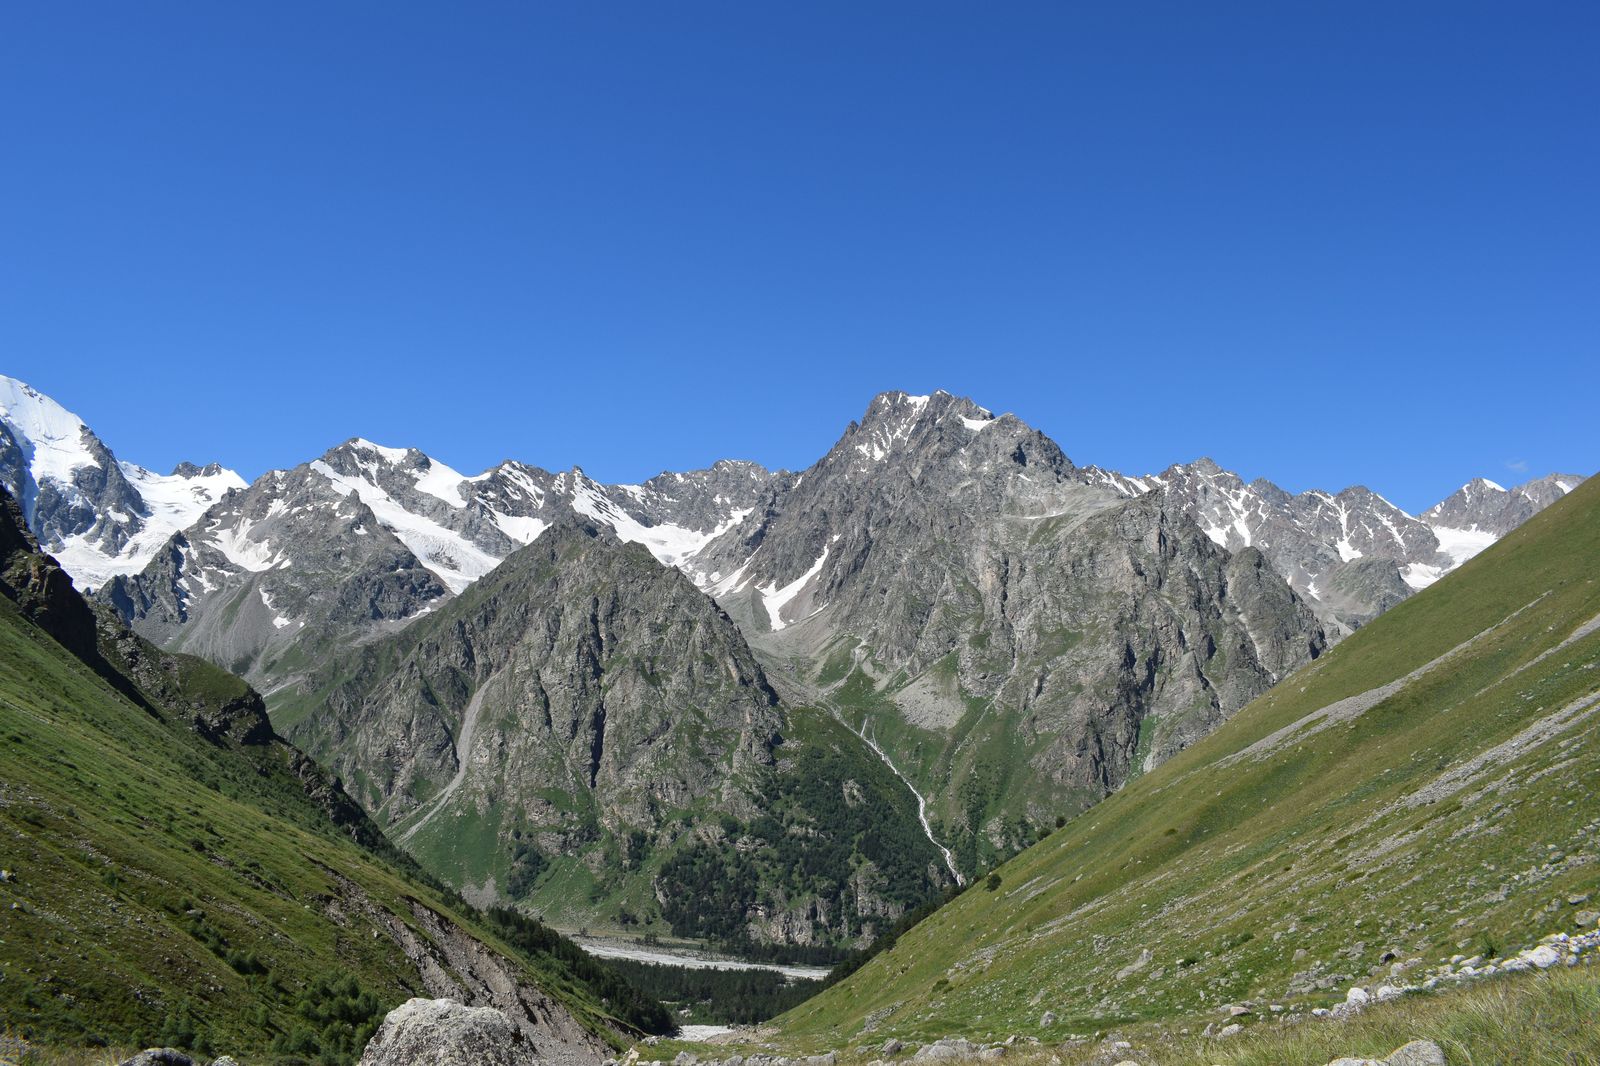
[1,374,1585,950]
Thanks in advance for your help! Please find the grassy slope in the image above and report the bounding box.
[0,595,642,1060]
[772,476,1600,1047]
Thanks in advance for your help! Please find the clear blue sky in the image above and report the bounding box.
[2,3,1594,512]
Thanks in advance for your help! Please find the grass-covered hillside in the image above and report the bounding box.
[0,491,665,1063]
[772,474,1600,1047]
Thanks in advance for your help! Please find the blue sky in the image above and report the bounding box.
[2,3,1594,512]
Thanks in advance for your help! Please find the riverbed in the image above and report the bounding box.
[572,936,831,981]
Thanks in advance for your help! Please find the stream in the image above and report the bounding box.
[849,722,964,885]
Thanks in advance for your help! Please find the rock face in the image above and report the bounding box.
[688,391,1327,867]
[358,999,543,1066]
[0,374,244,590]
[285,519,946,948]
[287,520,782,838]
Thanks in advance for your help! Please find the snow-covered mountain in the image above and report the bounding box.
[0,375,244,590]
[105,436,777,682]
[1080,457,1585,633]
[3,371,1574,676]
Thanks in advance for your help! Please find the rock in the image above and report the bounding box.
[1572,910,1598,928]
[881,1039,905,1056]
[1346,986,1370,1006]
[1116,949,1154,980]
[358,997,534,1066]
[978,1050,1006,1061]
[1384,1040,1446,1066]
[1525,945,1563,969]
[1226,1004,1252,1017]
[1217,1024,1242,1037]
[804,1055,836,1066]
[1568,894,1591,906]
[1322,1059,1382,1066]
[117,1052,195,1066]
[914,1039,980,1062]
[677,1055,702,1066]
[1039,1011,1056,1027]
[209,1059,240,1066]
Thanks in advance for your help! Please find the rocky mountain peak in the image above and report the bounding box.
[1422,471,1587,537]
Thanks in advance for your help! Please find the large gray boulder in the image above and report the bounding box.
[359,998,534,1066]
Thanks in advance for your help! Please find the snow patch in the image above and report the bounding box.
[1430,525,1498,567]
[412,457,468,508]
[1403,562,1445,590]
[209,517,285,573]
[759,547,829,631]
[490,511,549,545]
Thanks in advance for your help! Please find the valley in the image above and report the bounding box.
[2,375,1593,1066]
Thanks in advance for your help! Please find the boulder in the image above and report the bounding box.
[359,997,533,1066]
[117,1051,195,1066]
[1384,1040,1446,1066]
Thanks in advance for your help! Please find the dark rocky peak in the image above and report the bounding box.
[170,460,227,478]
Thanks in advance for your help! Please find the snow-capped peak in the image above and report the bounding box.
[1,375,244,589]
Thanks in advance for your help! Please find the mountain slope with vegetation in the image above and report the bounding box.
[277,520,951,955]
[0,488,666,1063]
[772,474,1600,1047]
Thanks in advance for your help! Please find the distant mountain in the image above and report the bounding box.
[0,374,243,589]
[1424,473,1586,538]
[1083,458,1585,634]
[104,436,776,684]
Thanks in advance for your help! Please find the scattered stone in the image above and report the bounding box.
[1217,1023,1242,1037]
[358,998,531,1066]
[1226,1004,1252,1017]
